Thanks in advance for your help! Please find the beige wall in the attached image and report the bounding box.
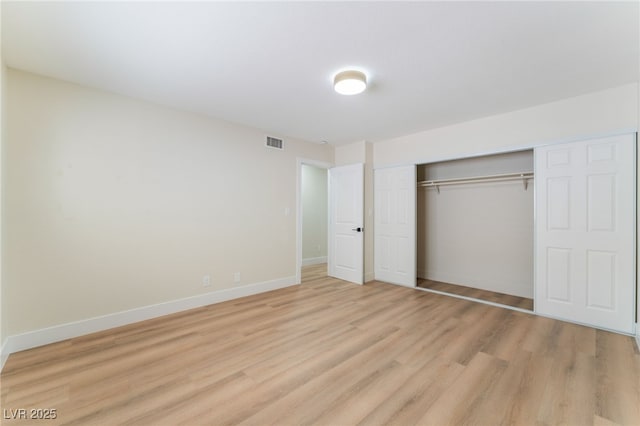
[375,83,638,167]
[301,165,327,262]
[334,141,374,282]
[4,69,332,335]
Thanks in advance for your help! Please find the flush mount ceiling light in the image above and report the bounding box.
[333,70,367,95]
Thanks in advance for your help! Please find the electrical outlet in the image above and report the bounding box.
[202,275,211,287]
[234,272,241,283]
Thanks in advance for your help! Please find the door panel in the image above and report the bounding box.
[586,250,615,310]
[535,134,635,333]
[546,247,571,303]
[587,174,615,231]
[374,165,417,287]
[328,164,364,284]
[547,178,571,229]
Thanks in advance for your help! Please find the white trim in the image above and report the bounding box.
[1,339,9,372]
[301,256,327,266]
[364,272,375,283]
[3,276,297,356]
[636,323,640,351]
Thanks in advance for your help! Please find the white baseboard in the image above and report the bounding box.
[301,256,327,266]
[1,339,9,372]
[3,276,297,358]
[636,323,640,351]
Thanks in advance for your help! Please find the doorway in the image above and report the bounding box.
[297,160,331,284]
[297,160,366,285]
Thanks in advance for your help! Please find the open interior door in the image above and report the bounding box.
[328,163,364,284]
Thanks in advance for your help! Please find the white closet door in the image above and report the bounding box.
[535,134,636,333]
[375,165,416,287]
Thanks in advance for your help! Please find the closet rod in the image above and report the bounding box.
[417,171,534,192]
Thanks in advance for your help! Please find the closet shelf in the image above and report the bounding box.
[417,171,534,193]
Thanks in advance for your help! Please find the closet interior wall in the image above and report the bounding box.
[417,150,534,299]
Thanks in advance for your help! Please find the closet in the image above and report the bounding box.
[416,150,535,310]
[374,133,637,334]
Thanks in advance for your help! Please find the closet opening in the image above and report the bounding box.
[416,150,534,311]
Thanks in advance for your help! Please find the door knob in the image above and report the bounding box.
[352,227,363,232]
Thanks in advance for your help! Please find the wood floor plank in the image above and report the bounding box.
[1,266,638,425]
[413,351,508,425]
[356,355,466,426]
[469,348,539,425]
[237,330,414,425]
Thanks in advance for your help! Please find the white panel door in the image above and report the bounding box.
[328,163,364,284]
[374,165,417,287]
[535,134,636,333]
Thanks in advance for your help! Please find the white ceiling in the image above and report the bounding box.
[2,1,638,145]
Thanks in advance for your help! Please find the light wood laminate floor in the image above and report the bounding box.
[301,262,327,283]
[2,274,639,425]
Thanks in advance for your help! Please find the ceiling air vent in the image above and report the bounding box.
[266,136,284,150]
